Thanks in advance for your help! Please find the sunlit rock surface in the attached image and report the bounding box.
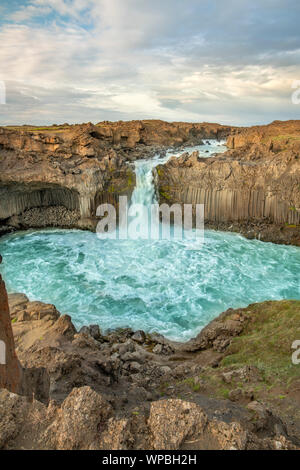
[0,120,232,234]
[157,120,300,245]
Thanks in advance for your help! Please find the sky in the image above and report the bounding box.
[0,0,300,126]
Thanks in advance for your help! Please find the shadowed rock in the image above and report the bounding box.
[0,271,22,393]
[0,273,50,402]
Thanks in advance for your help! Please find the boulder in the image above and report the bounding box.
[79,324,101,341]
[132,330,146,344]
[44,386,113,450]
[148,399,207,449]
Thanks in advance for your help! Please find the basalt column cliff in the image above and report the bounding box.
[156,120,300,245]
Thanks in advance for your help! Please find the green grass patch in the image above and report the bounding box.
[195,301,300,401]
[220,300,300,386]
[5,125,71,133]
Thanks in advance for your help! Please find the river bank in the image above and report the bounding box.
[1,277,300,449]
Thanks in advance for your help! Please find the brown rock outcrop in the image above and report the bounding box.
[2,119,299,243]
[0,278,50,402]
[2,290,299,450]
[0,273,22,393]
[0,129,135,233]
[148,399,208,450]
[44,386,113,450]
[0,388,48,450]
[227,119,300,152]
[156,130,300,244]
[3,120,232,152]
[94,119,232,148]
[182,308,246,353]
[0,120,232,234]
[0,386,298,450]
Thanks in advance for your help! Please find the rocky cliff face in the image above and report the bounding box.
[4,120,232,150]
[94,119,233,147]
[227,120,300,152]
[0,120,232,234]
[0,271,49,401]
[157,121,300,245]
[0,124,136,233]
[0,271,21,393]
[2,119,299,243]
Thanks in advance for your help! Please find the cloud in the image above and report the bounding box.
[0,0,300,125]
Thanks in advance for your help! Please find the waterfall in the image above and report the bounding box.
[127,154,166,240]
[130,154,162,207]
[130,140,227,209]
[128,141,227,240]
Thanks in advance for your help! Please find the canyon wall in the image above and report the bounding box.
[227,120,300,152]
[0,270,22,393]
[157,121,300,244]
[4,120,233,151]
[0,121,232,234]
[94,119,233,147]
[0,273,50,401]
[0,124,137,233]
[1,119,300,244]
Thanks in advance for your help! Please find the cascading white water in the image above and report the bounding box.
[130,158,158,207]
[127,157,160,239]
[128,153,169,240]
[0,139,299,341]
[130,139,227,210]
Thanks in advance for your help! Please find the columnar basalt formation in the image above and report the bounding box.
[0,121,232,234]
[156,120,300,245]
